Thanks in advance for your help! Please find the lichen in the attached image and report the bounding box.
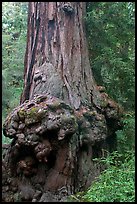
[25,107,47,125]
[18,108,26,120]
[27,107,39,116]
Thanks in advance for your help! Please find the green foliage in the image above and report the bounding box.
[69,151,135,202]
[2,2,28,35]
[82,151,135,202]
[86,2,135,110]
[2,133,12,144]
[116,112,135,153]
[69,112,135,202]
[2,2,28,143]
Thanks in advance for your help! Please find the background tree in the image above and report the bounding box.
[2,2,28,144]
[85,2,135,110]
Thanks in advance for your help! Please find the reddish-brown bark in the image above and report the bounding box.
[21,2,102,110]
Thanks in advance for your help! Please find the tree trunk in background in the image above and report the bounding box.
[2,2,123,202]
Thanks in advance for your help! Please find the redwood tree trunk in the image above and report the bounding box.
[2,2,122,202]
[21,2,101,109]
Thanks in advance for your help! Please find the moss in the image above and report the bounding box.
[101,101,108,108]
[60,115,78,134]
[27,106,46,118]
[25,106,47,125]
[61,115,76,124]
[18,108,26,119]
[27,107,39,116]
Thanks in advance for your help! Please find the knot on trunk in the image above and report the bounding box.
[62,3,74,15]
[2,94,123,201]
[3,94,123,174]
[3,94,78,177]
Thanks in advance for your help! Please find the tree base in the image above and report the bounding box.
[2,94,122,202]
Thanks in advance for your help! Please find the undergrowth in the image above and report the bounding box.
[68,113,135,202]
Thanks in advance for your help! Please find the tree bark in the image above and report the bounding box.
[2,2,123,202]
[21,2,102,110]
